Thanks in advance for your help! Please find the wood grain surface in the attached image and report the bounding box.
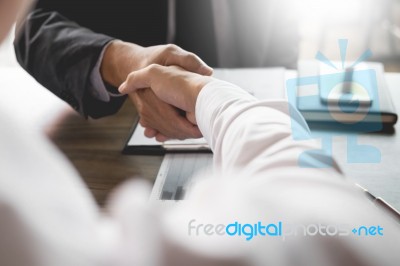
[46,101,163,206]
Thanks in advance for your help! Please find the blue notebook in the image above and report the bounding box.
[294,61,397,130]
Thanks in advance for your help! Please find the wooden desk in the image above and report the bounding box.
[46,102,163,206]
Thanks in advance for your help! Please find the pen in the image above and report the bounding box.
[355,183,400,223]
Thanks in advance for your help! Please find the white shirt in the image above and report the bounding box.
[0,79,399,266]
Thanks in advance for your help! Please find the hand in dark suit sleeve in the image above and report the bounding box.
[14,9,126,118]
[14,9,214,140]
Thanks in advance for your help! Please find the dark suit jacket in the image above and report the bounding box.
[14,10,126,118]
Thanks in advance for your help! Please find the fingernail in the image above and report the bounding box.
[118,82,126,94]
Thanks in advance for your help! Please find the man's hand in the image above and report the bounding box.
[100,41,213,141]
[128,90,202,142]
[119,64,213,122]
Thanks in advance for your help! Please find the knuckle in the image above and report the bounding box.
[126,72,135,82]
[192,130,202,139]
[144,128,157,138]
[165,43,178,52]
[176,131,189,140]
[148,63,160,73]
[155,136,164,142]
[185,52,197,60]
[161,44,181,64]
[177,135,187,141]
[139,119,149,128]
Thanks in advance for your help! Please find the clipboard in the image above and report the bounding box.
[122,119,211,155]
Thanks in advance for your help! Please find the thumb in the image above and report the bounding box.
[118,73,145,95]
[118,64,161,94]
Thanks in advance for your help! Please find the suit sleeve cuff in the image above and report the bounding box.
[89,41,125,102]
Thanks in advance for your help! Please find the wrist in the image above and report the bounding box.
[100,40,145,87]
[187,76,214,112]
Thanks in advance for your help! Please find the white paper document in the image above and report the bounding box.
[128,123,208,147]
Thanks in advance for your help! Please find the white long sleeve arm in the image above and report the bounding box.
[160,80,400,266]
[105,79,400,266]
[196,80,336,173]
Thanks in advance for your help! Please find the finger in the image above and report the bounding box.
[118,64,161,94]
[165,48,213,76]
[144,127,158,138]
[152,108,202,140]
[155,133,170,143]
[132,88,201,140]
[120,65,190,111]
[173,115,203,139]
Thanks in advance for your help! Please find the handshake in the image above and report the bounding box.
[102,41,215,142]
